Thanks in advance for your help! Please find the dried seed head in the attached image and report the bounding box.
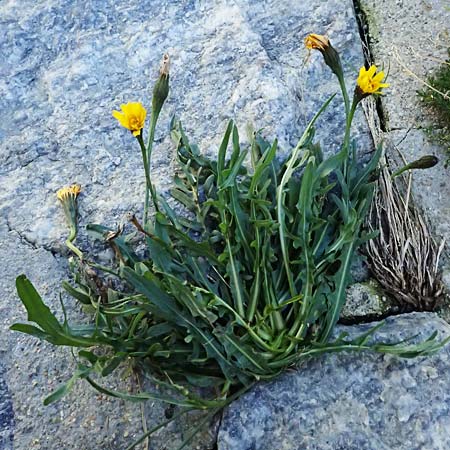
[160,53,170,78]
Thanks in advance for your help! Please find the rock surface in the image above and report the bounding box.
[359,0,450,257]
[0,363,14,450]
[341,279,395,322]
[0,0,372,254]
[218,312,450,450]
[0,0,373,449]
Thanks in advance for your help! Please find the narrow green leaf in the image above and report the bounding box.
[44,367,91,405]
[62,281,91,305]
[217,121,233,183]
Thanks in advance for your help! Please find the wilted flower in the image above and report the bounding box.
[112,102,147,136]
[356,65,389,96]
[304,34,330,52]
[304,33,343,80]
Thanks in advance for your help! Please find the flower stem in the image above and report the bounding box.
[66,225,83,259]
[342,98,358,178]
[143,112,160,228]
[337,72,350,118]
[137,133,155,230]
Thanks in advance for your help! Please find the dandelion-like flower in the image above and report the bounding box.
[356,65,389,96]
[304,34,330,52]
[112,102,147,136]
[57,184,81,202]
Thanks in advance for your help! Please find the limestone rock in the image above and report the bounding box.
[218,313,450,450]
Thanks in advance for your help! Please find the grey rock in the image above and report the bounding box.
[358,0,450,260]
[0,0,374,448]
[218,312,450,450]
[359,0,450,130]
[341,279,394,322]
[0,0,372,253]
[0,363,14,450]
[383,129,450,252]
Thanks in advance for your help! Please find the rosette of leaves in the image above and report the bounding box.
[12,41,449,449]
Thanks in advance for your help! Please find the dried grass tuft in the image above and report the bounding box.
[365,161,445,310]
[362,99,445,311]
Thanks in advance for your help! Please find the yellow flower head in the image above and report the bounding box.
[357,65,389,95]
[304,34,330,52]
[57,184,81,201]
[112,102,147,137]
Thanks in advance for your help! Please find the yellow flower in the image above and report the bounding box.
[304,34,330,52]
[57,184,81,201]
[357,65,389,95]
[112,102,147,136]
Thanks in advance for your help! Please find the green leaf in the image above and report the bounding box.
[13,275,104,347]
[85,377,199,407]
[219,331,270,374]
[122,267,238,380]
[9,323,54,341]
[62,281,91,305]
[317,148,345,178]
[101,355,124,376]
[220,150,248,190]
[16,275,62,332]
[217,120,233,183]
[44,366,91,405]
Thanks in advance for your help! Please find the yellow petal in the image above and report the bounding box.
[373,71,385,83]
[112,110,123,120]
[120,103,133,115]
[367,65,377,77]
[112,110,129,128]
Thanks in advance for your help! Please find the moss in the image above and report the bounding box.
[418,49,450,165]
[341,279,394,322]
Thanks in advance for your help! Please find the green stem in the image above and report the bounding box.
[146,112,160,213]
[342,98,358,178]
[136,133,152,229]
[66,226,83,259]
[337,72,350,118]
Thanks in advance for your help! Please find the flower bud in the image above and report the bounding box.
[392,155,439,178]
[57,184,81,234]
[56,184,83,258]
[152,53,170,118]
